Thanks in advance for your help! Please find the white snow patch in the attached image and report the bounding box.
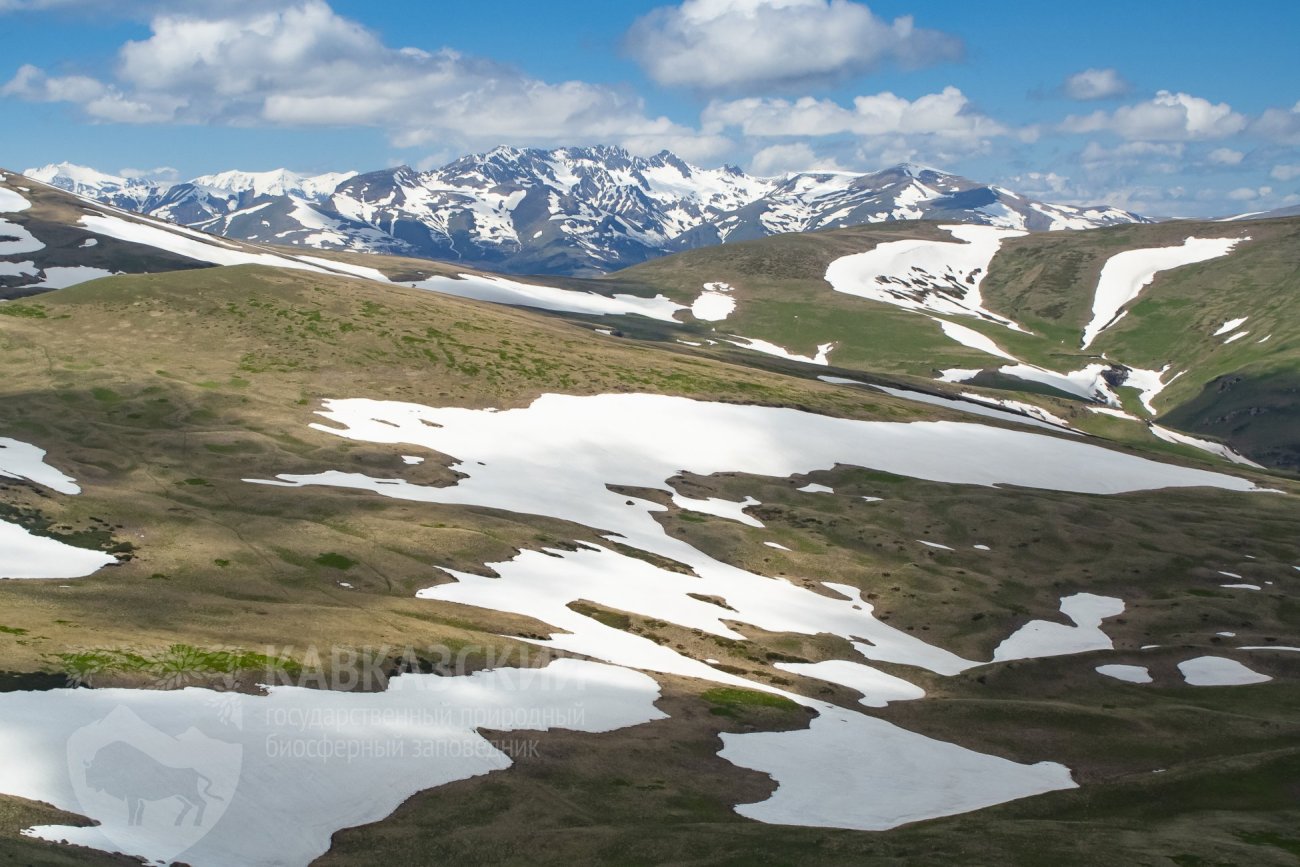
[918,540,953,550]
[1150,425,1263,467]
[1222,331,1249,344]
[775,659,924,707]
[1220,583,1262,590]
[79,238,98,248]
[79,214,330,273]
[0,522,116,580]
[1177,656,1271,686]
[1217,571,1242,578]
[401,455,424,466]
[1240,646,1300,652]
[1087,406,1139,421]
[725,336,835,366]
[293,255,390,282]
[28,266,116,290]
[993,594,1125,662]
[797,483,834,494]
[671,493,763,528]
[0,437,81,494]
[824,225,1027,329]
[1213,317,1248,336]
[1216,632,1236,637]
[718,703,1075,831]
[1081,237,1244,349]
[410,273,684,322]
[0,218,44,255]
[0,188,32,213]
[932,318,1016,360]
[1096,664,1152,684]
[973,544,991,551]
[857,382,1075,434]
[0,660,663,866]
[763,541,791,551]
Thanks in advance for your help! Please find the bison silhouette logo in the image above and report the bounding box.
[83,740,225,826]
[66,703,242,862]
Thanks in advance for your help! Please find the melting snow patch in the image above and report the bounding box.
[1213,317,1248,336]
[993,594,1125,662]
[79,237,98,248]
[763,541,791,551]
[0,437,82,494]
[824,225,1027,329]
[0,522,117,580]
[718,703,1075,831]
[973,544,991,551]
[1216,632,1236,637]
[1222,331,1249,344]
[797,483,834,494]
[869,384,1077,433]
[1096,664,1152,684]
[775,660,924,707]
[0,218,45,255]
[725,336,835,365]
[1217,571,1242,578]
[0,188,32,213]
[79,214,330,273]
[862,496,883,503]
[1150,425,1263,467]
[918,540,953,550]
[691,282,736,321]
[1178,656,1271,686]
[671,493,763,528]
[410,273,685,322]
[1220,583,1262,590]
[0,660,663,866]
[932,318,1016,360]
[1240,646,1300,653]
[401,455,424,466]
[1081,237,1244,349]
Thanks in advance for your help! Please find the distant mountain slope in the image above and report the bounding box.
[591,217,1299,470]
[25,147,1148,276]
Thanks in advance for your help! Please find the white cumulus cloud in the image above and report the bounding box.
[1271,163,1300,182]
[1,0,729,159]
[1201,145,1242,164]
[1060,90,1247,141]
[626,0,961,91]
[1061,68,1130,101]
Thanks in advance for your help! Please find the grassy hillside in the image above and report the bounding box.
[0,261,1296,864]
[588,217,1300,469]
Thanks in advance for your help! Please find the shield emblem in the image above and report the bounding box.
[63,702,243,864]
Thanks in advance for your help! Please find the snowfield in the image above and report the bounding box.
[236,393,1263,834]
[1081,237,1244,349]
[824,225,1027,329]
[0,660,663,867]
[718,704,1075,831]
[690,281,737,321]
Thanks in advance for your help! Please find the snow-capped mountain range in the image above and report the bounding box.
[26,147,1149,276]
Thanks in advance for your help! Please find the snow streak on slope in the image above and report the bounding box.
[1081,237,1245,349]
[824,225,1027,329]
[79,214,333,273]
[407,273,685,321]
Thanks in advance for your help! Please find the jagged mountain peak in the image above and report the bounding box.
[22,146,1150,276]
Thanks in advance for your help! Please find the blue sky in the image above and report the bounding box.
[1,0,1297,216]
